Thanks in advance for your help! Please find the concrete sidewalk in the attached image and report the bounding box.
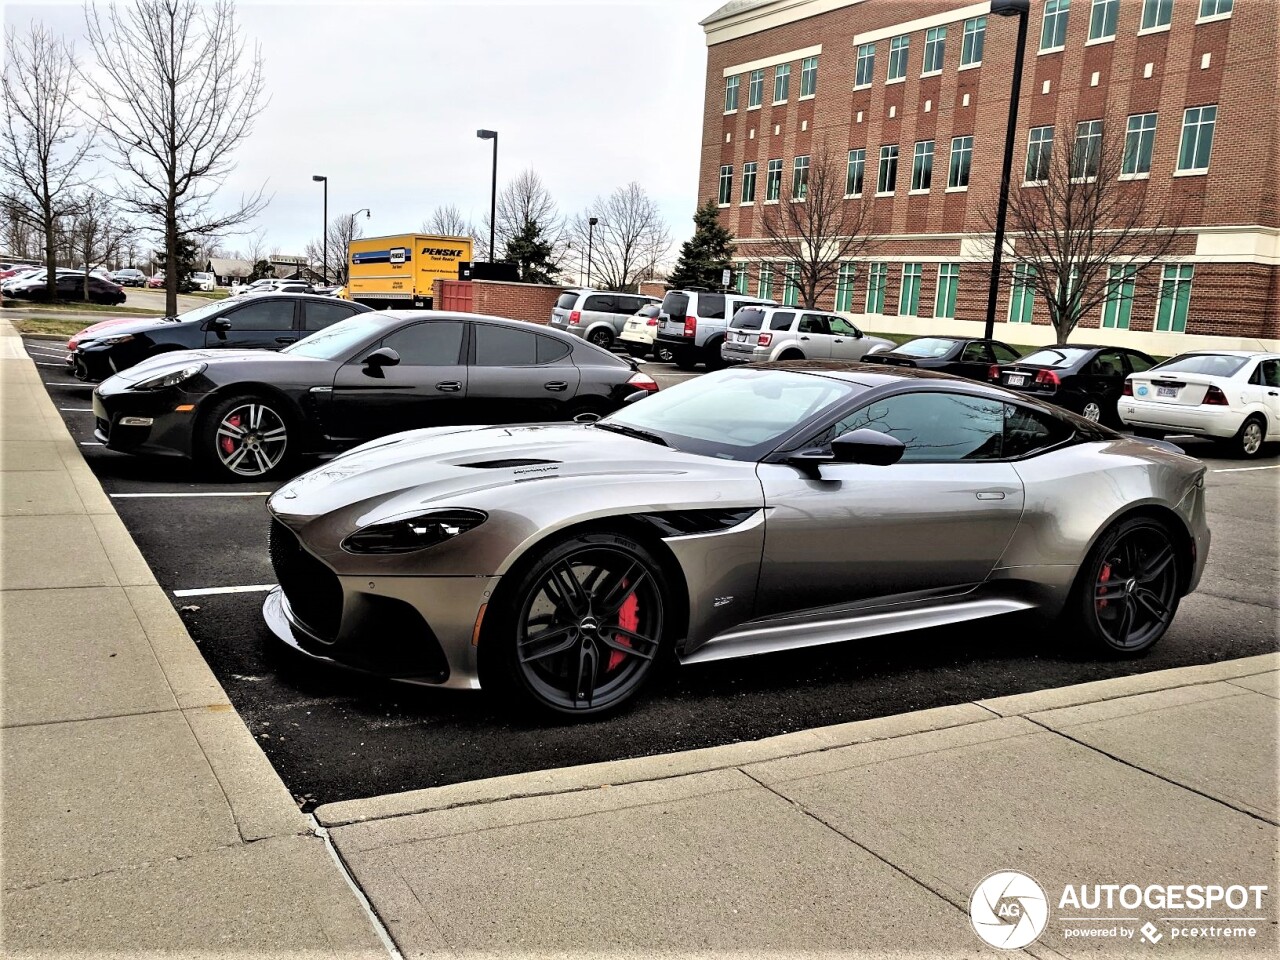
[0,320,388,957]
[317,656,1279,958]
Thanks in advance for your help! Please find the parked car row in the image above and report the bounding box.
[4,270,126,304]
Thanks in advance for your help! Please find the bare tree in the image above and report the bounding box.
[0,23,94,299]
[483,168,564,260]
[422,204,485,259]
[978,117,1184,341]
[83,0,268,315]
[69,190,131,299]
[243,227,268,265]
[759,142,878,309]
[305,211,364,284]
[568,183,671,292]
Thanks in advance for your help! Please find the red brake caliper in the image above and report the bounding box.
[220,414,241,456]
[609,580,638,671]
[1097,562,1112,609]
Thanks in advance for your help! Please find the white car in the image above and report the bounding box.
[1120,351,1280,458]
[619,304,674,362]
[191,271,216,292]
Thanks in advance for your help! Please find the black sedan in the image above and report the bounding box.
[7,272,126,305]
[92,311,661,480]
[70,294,372,381]
[991,344,1157,425]
[861,336,1022,380]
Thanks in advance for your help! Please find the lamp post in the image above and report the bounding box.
[476,129,498,262]
[311,175,328,284]
[586,217,599,288]
[983,0,1031,341]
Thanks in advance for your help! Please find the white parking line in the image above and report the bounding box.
[172,584,276,597]
[79,441,102,446]
[29,350,66,359]
[1213,464,1280,474]
[44,381,89,387]
[110,491,273,498]
[59,407,93,412]
[34,361,63,367]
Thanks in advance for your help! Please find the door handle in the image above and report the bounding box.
[834,338,844,343]
[975,491,1006,500]
[800,336,810,341]
[544,381,568,392]
[435,381,462,393]
[1270,391,1279,396]
[274,336,292,344]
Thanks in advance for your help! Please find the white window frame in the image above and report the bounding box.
[887,35,909,83]
[899,263,923,316]
[792,155,810,200]
[948,135,973,190]
[765,158,783,202]
[835,262,857,312]
[876,144,899,196]
[799,56,818,98]
[1086,0,1118,44]
[1025,126,1054,184]
[865,263,888,314]
[724,74,739,113]
[854,43,875,89]
[773,63,790,104]
[1139,0,1172,33]
[741,161,758,204]
[960,16,986,68]
[1121,113,1157,179]
[1072,119,1103,181]
[845,148,866,197]
[922,26,946,76]
[1008,264,1035,324]
[1154,264,1194,333]
[718,165,734,207]
[747,68,765,109]
[935,263,960,319]
[1197,0,1233,24]
[1176,105,1217,175]
[1040,0,1070,54]
[910,140,934,193]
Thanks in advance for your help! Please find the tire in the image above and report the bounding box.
[197,394,294,481]
[480,531,674,717]
[1233,415,1267,459]
[1080,399,1104,423]
[778,349,805,361]
[1068,516,1182,656]
[564,397,611,422]
[587,328,614,350]
[674,352,698,371]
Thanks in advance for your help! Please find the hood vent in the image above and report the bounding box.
[461,458,561,469]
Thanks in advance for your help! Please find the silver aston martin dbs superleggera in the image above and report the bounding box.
[263,360,1210,716]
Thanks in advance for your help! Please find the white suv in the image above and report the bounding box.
[654,289,775,370]
[721,306,895,365]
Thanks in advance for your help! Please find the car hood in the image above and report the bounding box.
[77,317,193,343]
[104,346,324,385]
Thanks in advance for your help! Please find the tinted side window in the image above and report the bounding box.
[555,292,580,310]
[224,300,295,331]
[767,311,796,330]
[1004,404,1073,458]
[379,320,464,366]
[616,296,643,314]
[700,293,726,320]
[536,336,571,364]
[961,342,991,362]
[304,301,358,331]
[798,314,830,335]
[991,342,1021,364]
[661,292,689,316]
[824,393,1005,462]
[1125,352,1154,373]
[583,294,616,312]
[1090,350,1125,377]
[474,323,539,366]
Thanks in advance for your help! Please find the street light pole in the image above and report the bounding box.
[476,130,498,261]
[983,0,1031,341]
[587,217,599,288]
[312,175,328,284]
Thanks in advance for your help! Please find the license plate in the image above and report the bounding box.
[1007,374,1027,387]
[1156,385,1178,398]
[733,332,747,342]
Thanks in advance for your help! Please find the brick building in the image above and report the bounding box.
[698,0,1279,353]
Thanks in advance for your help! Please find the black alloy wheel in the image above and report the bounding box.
[1078,517,1180,654]
[488,533,670,716]
[587,328,614,350]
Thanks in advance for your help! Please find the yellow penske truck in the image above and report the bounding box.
[346,233,472,309]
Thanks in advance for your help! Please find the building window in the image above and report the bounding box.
[923,27,946,74]
[792,155,810,199]
[865,263,888,313]
[741,161,758,203]
[948,135,973,188]
[1178,105,1217,173]
[846,148,866,196]
[1009,264,1035,323]
[961,16,986,66]
[887,35,910,81]
[1123,113,1157,176]
[1101,265,1136,329]
[877,145,899,194]
[900,263,923,316]
[1088,0,1118,41]
[1141,0,1172,30]
[718,165,733,205]
[1155,265,1194,333]
[911,140,934,191]
[783,262,801,306]
[1040,0,1070,51]
[1072,119,1103,179]
[800,56,818,96]
[773,63,790,103]
[747,68,764,108]
[1026,126,1054,182]
[855,43,876,88]
[766,158,783,200]
[758,265,773,300]
[936,264,960,318]
[724,75,739,112]
[1198,0,1232,20]
[734,261,750,294]
[835,263,857,311]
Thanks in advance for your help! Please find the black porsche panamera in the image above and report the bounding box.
[91,311,660,480]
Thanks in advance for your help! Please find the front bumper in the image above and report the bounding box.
[92,384,200,458]
[1119,400,1244,439]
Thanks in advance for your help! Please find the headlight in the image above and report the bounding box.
[341,509,487,555]
[99,334,135,345]
[131,362,206,391]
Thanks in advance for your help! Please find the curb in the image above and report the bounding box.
[314,651,1278,827]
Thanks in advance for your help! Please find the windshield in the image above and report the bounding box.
[173,299,231,325]
[283,313,386,360]
[1151,354,1249,378]
[600,367,863,461]
[896,337,958,358]
[1020,347,1091,368]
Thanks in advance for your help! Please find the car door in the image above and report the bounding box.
[754,391,1024,619]
[1248,359,1280,438]
[828,316,869,360]
[204,298,299,351]
[949,340,995,380]
[465,322,579,423]
[1073,348,1125,415]
[327,319,468,441]
[795,313,833,358]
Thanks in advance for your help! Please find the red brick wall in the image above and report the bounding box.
[429,279,566,325]
[638,280,669,299]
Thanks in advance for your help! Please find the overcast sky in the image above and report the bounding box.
[7,0,711,263]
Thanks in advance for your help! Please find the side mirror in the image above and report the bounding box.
[831,428,905,466]
[209,317,232,331]
[362,347,400,368]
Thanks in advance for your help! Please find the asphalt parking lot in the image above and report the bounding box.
[22,335,1280,808]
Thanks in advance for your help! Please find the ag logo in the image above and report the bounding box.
[970,871,1050,950]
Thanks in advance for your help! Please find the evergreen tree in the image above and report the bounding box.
[504,219,561,284]
[154,235,199,292]
[666,198,735,290]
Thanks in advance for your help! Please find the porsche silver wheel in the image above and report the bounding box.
[214,402,288,478]
[1082,400,1102,422]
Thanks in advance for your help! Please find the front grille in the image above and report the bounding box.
[268,518,344,641]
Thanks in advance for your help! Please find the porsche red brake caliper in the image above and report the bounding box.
[1097,562,1112,609]
[221,414,241,455]
[609,581,638,671]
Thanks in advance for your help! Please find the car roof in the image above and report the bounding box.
[1165,349,1279,359]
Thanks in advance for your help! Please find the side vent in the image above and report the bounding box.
[638,509,758,537]
[461,459,560,469]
